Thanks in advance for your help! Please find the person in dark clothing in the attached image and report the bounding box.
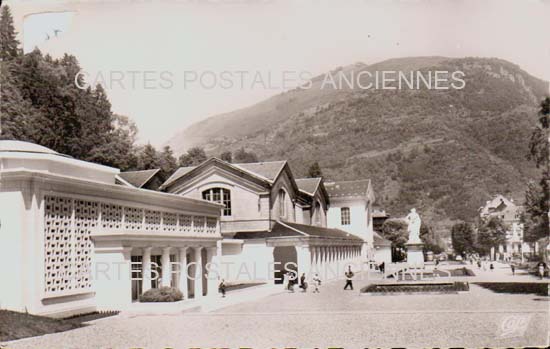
[511,264,515,276]
[299,273,308,292]
[344,266,354,290]
[490,263,494,271]
[379,262,385,274]
[218,279,226,297]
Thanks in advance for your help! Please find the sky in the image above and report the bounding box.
[7,0,550,147]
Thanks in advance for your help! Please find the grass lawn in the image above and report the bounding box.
[475,282,550,296]
[0,310,81,342]
[0,310,118,342]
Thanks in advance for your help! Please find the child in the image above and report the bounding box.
[312,273,321,293]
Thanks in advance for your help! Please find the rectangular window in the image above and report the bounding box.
[223,189,231,216]
[341,207,351,225]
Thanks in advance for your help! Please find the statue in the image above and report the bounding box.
[405,208,421,244]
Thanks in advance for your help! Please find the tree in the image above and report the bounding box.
[420,223,444,254]
[380,219,408,262]
[451,221,475,256]
[0,9,145,171]
[307,161,323,178]
[526,97,550,244]
[522,180,549,243]
[220,151,232,163]
[159,146,178,181]
[137,143,160,170]
[475,217,507,256]
[234,147,258,163]
[178,147,207,167]
[0,6,20,61]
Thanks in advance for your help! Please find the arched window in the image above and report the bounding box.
[341,207,351,225]
[278,189,286,218]
[202,188,231,216]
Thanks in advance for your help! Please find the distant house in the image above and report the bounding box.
[479,195,528,258]
[117,169,163,190]
[372,208,390,232]
[325,180,392,265]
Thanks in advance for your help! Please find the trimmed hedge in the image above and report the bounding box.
[139,287,183,302]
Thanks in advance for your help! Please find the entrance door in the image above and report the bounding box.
[273,246,298,284]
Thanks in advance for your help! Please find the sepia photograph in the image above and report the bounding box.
[0,0,549,348]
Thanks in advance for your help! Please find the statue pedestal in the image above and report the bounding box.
[406,242,424,268]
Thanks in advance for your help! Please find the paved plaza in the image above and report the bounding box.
[5,263,549,349]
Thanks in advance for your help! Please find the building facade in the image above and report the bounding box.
[325,180,392,265]
[0,141,222,317]
[161,159,370,283]
[479,195,529,258]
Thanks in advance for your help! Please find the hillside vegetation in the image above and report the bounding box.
[167,57,549,231]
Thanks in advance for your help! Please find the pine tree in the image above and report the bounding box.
[138,143,161,170]
[220,151,232,163]
[178,147,207,167]
[233,147,258,163]
[0,6,20,61]
[159,146,178,181]
[307,161,323,178]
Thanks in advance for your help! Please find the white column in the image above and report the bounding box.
[142,247,152,292]
[297,245,312,277]
[194,247,203,298]
[178,247,188,299]
[161,247,172,287]
[206,246,218,297]
[311,247,319,274]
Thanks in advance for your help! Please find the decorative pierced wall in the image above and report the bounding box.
[73,200,97,290]
[206,217,217,234]
[44,197,74,294]
[193,216,205,233]
[144,210,161,231]
[178,215,192,233]
[101,203,123,230]
[163,213,177,232]
[124,207,143,231]
[43,195,218,296]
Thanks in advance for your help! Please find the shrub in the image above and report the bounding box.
[139,287,183,302]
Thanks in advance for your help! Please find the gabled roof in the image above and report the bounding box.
[324,179,372,198]
[118,169,160,188]
[233,221,363,241]
[295,178,322,195]
[162,166,196,188]
[160,158,276,191]
[232,161,287,182]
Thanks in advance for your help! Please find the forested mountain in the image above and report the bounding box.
[167,57,549,230]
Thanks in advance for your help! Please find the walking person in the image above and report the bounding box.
[511,264,515,276]
[344,266,354,290]
[299,273,308,292]
[312,273,321,293]
[538,262,545,280]
[287,271,295,292]
[218,279,226,298]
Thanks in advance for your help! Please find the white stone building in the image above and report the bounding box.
[325,180,392,265]
[479,195,529,257]
[161,158,391,283]
[0,141,223,317]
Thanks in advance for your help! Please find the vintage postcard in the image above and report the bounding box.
[0,0,549,348]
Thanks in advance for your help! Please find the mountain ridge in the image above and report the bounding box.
[166,56,549,231]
